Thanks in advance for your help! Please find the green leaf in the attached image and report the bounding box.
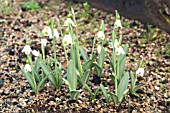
[80,69,90,87]
[100,84,109,103]
[97,47,105,69]
[132,83,145,94]
[117,72,129,102]
[79,46,89,61]
[93,63,102,76]
[67,60,77,90]
[70,90,82,100]
[130,71,135,93]
[55,65,63,90]
[85,84,93,98]
[21,67,36,92]
[76,44,84,77]
[94,87,100,99]
[33,58,41,82]
[107,92,119,104]
[110,74,115,83]
[36,74,48,92]
[39,60,56,88]
[82,60,93,71]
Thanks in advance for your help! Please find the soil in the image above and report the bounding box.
[0,0,170,112]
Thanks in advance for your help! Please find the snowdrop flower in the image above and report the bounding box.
[62,34,72,46]
[136,68,144,77]
[63,18,76,27]
[42,26,52,37]
[97,30,105,40]
[42,26,59,39]
[41,39,48,46]
[22,45,32,55]
[114,39,120,49]
[24,64,31,72]
[97,45,102,54]
[32,50,39,57]
[115,46,125,55]
[114,19,122,28]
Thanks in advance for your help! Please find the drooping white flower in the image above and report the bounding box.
[97,30,105,40]
[62,34,72,46]
[97,45,102,54]
[32,50,39,57]
[136,68,144,77]
[63,18,76,27]
[42,26,52,37]
[24,64,31,72]
[22,45,32,55]
[114,19,122,29]
[115,46,125,55]
[42,26,59,39]
[114,39,120,49]
[41,39,48,46]
[109,41,113,48]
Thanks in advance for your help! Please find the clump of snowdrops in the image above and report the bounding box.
[21,8,145,105]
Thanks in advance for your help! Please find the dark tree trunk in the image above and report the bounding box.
[73,0,170,33]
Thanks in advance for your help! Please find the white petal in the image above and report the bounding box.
[32,50,39,57]
[114,39,120,48]
[62,34,72,46]
[22,45,32,55]
[41,39,48,46]
[63,18,76,27]
[97,45,102,54]
[114,20,122,28]
[136,68,144,77]
[24,64,31,72]
[115,46,125,55]
[97,31,105,40]
[53,29,59,39]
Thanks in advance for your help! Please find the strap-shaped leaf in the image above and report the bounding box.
[133,83,145,94]
[94,87,100,99]
[82,60,93,71]
[76,44,84,77]
[93,63,102,76]
[33,58,41,82]
[130,71,135,93]
[100,84,109,103]
[117,72,129,102]
[80,69,90,86]
[36,74,48,92]
[85,84,93,98]
[67,60,77,90]
[97,47,105,69]
[39,60,56,88]
[70,90,82,100]
[21,67,36,92]
[107,92,119,104]
[110,74,115,83]
[79,46,89,61]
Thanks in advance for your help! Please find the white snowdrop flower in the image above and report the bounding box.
[42,26,52,37]
[136,67,144,77]
[114,39,120,49]
[97,45,102,54]
[62,34,72,46]
[49,28,60,39]
[115,46,125,55]
[97,30,105,40]
[42,26,60,39]
[22,45,32,55]
[41,39,48,46]
[63,18,76,27]
[114,19,122,28]
[32,50,39,57]
[24,64,31,72]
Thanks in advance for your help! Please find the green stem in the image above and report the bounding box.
[64,46,68,64]
[91,36,97,59]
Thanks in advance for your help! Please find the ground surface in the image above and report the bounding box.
[0,0,170,112]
